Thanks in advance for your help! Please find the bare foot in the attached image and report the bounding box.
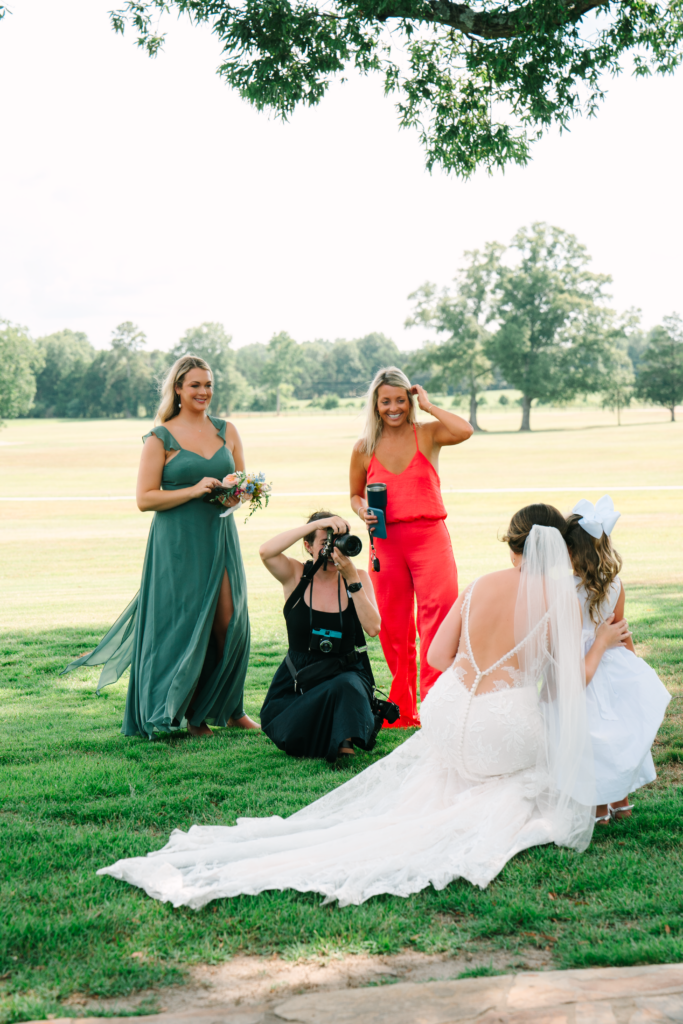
[187,721,214,737]
[227,714,261,730]
[610,796,633,820]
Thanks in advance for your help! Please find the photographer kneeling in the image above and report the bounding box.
[259,512,388,763]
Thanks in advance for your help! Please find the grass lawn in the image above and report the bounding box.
[0,411,682,1023]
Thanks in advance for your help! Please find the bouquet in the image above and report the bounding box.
[203,471,272,522]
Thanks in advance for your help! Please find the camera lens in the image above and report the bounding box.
[320,639,334,653]
[334,534,363,557]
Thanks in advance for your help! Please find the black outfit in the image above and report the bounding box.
[260,562,382,762]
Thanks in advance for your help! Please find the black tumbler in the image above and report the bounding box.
[366,482,387,513]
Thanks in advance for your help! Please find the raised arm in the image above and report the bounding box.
[259,516,351,592]
[411,384,474,448]
[136,434,225,513]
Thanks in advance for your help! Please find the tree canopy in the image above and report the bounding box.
[0,320,44,421]
[406,243,501,429]
[637,313,683,421]
[44,0,682,176]
[487,222,618,429]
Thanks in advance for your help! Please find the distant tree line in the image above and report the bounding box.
[1,224,682,431]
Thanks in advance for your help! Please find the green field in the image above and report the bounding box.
[1,408,682,1023]
[2,404,682,632]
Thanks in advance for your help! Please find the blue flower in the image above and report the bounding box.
[245,483,255,494]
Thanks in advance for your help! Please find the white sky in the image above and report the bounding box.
[1,0,681,352]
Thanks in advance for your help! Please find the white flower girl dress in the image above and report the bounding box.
[579,577,670,803]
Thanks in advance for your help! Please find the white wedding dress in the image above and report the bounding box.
[99,528,595,908]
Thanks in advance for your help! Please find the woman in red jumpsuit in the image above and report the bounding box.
[349,367,473,728]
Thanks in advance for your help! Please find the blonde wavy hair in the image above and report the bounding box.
[155,355,212,424]
[565,513,623,625]
[358,366,417,455]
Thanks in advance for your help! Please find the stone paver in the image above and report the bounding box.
[24,963,683,1024]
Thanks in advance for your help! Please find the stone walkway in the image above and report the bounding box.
[30,963,683,1023]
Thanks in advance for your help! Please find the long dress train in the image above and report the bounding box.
[98,530,595,907]
[63,417,250,736]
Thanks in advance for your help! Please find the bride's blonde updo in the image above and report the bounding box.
[155,354,212,424]
[502,503,567,554]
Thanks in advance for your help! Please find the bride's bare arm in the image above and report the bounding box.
[427,589,467,670]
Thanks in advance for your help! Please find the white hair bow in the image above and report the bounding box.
[571,495,620,539]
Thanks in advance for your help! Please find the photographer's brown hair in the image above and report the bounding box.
[303,510,335,549]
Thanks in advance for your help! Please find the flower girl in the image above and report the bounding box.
[565,496,671,825]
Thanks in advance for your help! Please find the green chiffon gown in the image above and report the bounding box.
[63,416,251,737]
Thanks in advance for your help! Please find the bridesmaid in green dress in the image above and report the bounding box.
[64,355,258,738]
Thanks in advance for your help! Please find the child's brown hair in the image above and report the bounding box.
[565,514,622,625]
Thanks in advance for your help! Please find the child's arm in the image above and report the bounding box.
[585,614,632,684]
[612,582,636,654]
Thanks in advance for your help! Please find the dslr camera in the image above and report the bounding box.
[321,527,363,561]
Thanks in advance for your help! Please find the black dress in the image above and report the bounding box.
[260,563,382,762]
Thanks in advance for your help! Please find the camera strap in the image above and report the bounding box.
[286,648,366,695]
[308,571,343,643]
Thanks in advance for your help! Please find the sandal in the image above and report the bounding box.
[338,740,355,757]
[595,811,611,826]
[609,801,634,821]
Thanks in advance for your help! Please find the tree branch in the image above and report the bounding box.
[380,0,609,40]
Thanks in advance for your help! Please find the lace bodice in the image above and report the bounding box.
[453,581,546,696]
[421,581,549,782]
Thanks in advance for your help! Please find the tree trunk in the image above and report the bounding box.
[617,402,621,426]
[469,392,482,431]
[276,384,281,416]
[672,405,676,422]
[520,394,532,431]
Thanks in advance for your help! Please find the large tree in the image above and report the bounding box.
[261,330,305,412]
[487,223,615,430]
[355,333,402,381]
[78,322,152,418]
[637,314,683,421]
[33,329,95,417]
[406,243,501,430]
[45,0,683,176]
[0,320,44,421]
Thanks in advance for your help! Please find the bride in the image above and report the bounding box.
[99,504,602,908]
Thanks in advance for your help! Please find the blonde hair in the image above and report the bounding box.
[358,366,416,455]
[565,514,623,625]
[155,355,212,424]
